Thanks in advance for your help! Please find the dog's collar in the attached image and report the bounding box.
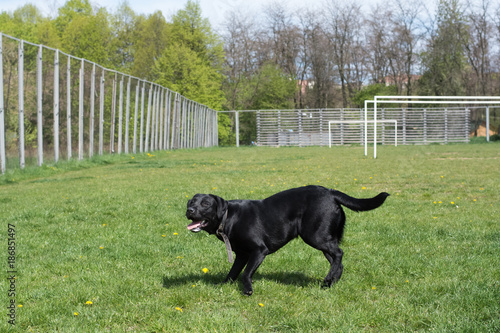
[216,209,233,263]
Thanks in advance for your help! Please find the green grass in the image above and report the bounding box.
[1,144,499,332]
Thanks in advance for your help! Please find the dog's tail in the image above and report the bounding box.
[331,190,389,212]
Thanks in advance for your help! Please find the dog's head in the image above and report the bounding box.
[186,194,228,234]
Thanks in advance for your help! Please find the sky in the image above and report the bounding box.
[0,0,439,32]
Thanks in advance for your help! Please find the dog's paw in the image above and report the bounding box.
[243,289,253,296]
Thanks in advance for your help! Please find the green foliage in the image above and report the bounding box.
[108,2,137,72]
[170,0,224,69]
[155,42,224,110]
[154,0,225,110]
[131,11,170,80]
[249,62,297,110]
[217,113,235,146]
[55,0,93,36]
[351,84,398,108]
[60,8,111,65]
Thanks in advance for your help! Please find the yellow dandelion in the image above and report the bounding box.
[173,233,178,236]
[99,246,104,250]
[18,304,22,308]
[451,201,455,205]
[433,201,437,204]
[405,280,409,283]
[438,201,442,204]
[473,199,477,202]
[433,217,437,219]
[85,301,93,305]
[175,307,183,312]
[131,156,134,159]
[372,286,376,290]
[362,187,366,190]
[212,187,217,190]
[258,303,264,307]
[162,235,166,237]
[74,312,79,316]
[202,268,209,274]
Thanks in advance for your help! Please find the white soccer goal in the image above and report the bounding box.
[328,120,397,148]
[364,96,500,158]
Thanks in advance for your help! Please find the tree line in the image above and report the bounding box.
[1,0,499,145]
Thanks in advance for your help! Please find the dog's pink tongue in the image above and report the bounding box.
[187,221,202,230]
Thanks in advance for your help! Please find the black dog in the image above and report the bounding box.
[186,186,389,295]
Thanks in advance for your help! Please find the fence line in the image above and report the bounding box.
[255,107,478,147]
[0,32,218,174]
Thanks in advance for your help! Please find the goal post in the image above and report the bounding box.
[364,96,500,159]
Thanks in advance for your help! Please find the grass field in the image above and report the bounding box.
[1,143,499,332]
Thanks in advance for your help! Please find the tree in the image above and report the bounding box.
[131,11,170,80]
[155,1,225,107]
[325,0,364,107]
[155,42,224,109]
[464,0,493,95]
[419,0,469,96]
[61,8,111,65]
[109,1,137,72]
[55,0,93,36]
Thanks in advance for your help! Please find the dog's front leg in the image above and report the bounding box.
[224,253,248,283]
[241,250,267,296]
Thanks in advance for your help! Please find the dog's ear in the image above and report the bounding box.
[209,194,228,221]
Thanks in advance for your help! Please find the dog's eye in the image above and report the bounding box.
[201,201,210,207]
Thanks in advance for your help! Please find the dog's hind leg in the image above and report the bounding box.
[224,253,248,283]
[322,245,343,288]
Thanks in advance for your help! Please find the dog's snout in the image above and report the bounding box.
[187,207,195,214]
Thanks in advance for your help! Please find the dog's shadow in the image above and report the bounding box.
[162,271,320,289]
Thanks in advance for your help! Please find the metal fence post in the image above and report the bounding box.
[444,108,448,144]
[158,88,164,150]
[54,50,60,163]
[486,106,490,142]
[125,76,131,154]
[78,59,84,160]
[145,84,153,152]
[89,63,95,158]
[164,90,171,150]
[66,56,72,159]
[37,45,43,166]
[139,82,145,153]
[99,69,104,155]
[235,111,239,147]
[110,73,117,153]
[18,40,25,169]
[133,80,139,154]
[117,76,124,154]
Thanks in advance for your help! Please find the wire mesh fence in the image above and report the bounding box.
[255,107,480,147]
[0,33,218,174]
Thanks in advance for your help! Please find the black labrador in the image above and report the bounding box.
[186,185,389,295]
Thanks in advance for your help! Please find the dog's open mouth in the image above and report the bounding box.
[187,220,208,232]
